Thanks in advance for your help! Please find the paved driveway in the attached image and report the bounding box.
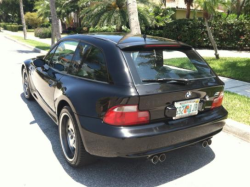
[0,33,249,187]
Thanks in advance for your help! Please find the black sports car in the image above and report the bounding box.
[21,33,228,167]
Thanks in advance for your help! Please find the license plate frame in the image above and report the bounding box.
[173,98,200,120]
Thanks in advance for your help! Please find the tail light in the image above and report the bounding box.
[211,92,224,109]
[103,105,150,126]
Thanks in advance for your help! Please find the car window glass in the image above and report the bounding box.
[68,42,108,82]
[44,46,57,66]
[52,41,78,72]
[123,49,215,82]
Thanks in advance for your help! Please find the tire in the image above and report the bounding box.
[59,106,96,167]
[22,69,33,100]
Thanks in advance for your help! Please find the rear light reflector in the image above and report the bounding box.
[211,92,224,109]
[103,105,150,126]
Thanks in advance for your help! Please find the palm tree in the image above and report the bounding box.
[184,0,194,19]
[49,0,61,45]
[127,0,141,34]
[78,0,151,32]
[34,0,50,19]
[196,0,226,59]
[1,0,27,39]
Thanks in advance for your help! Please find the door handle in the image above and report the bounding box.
[48,80,56,87]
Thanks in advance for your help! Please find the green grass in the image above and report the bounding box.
[9,35,51,51]
[164,58,197,71]
[204,57,250,82]
[165,57,250,82]
[223,91,250,125]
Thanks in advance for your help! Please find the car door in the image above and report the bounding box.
[30,40,79,112]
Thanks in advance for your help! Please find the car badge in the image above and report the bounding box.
[185,91,192,98]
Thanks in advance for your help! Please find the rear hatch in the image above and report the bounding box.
[121,44,225,122]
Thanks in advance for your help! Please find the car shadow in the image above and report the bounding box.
[21,93,215,187]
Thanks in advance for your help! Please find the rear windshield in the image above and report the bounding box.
[123,49,215,83]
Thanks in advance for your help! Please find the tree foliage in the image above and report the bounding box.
[78,0,153,31]
[24,12,43,28]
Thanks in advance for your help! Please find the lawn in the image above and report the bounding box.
[9,35,51,51]
[205,57,250,82]
[223,91,250,125]
[164,57,250,82]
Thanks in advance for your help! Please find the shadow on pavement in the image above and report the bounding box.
[21,93,215,187]
[16,50,40,54]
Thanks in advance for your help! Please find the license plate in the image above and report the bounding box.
[173,99,200,119]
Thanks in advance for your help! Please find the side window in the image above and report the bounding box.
[68,42,108,82]
[44,46,57,65]
[51,41,78,72]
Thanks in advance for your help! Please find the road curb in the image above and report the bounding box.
[4,35,47,54]
[223,119,250,143]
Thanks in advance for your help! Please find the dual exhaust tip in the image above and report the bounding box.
[149,153,166,164]
[202,139,212,148]
[149,139,212,164]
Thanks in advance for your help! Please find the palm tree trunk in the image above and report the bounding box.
[19,0,27,40]
[49,0,61,44]
[186,2,191,19]
[127,0,141,35]
[204,18,219,59]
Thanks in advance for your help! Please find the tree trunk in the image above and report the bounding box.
[127,0,141,35]
[49,0,61,44]
[186,2,191,19]
[51,25,55,47]
[204,18,219,59]
[19,0,27,40]
[237,0,246,18]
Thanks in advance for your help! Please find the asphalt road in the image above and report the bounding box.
[0,33,250,187]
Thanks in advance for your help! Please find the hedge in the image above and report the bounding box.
[34,27,51,38]
[154,19,250,50]
[6,25,19,32]
[0,23,23,31]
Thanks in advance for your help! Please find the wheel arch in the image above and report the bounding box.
[56,95,78,123]
[56,96,88,149]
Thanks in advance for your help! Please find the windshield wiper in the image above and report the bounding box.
[142,78,189,85]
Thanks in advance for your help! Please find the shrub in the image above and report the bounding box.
[6,25,19,32]
[25,12,43,29]
[89,25,130,33]
[34,27,51,38]
[159,18,250,50]
[0,23,10,30]
[18,25,23,31]
[40,22,51,28]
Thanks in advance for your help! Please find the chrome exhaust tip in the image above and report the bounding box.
[159,154,166,162]
[202,141,208,148]
[150,155,159,164]
[207,139,212,146]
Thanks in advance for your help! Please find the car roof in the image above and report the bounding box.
[62,33,192,49]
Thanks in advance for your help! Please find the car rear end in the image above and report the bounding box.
[79,39,228,158]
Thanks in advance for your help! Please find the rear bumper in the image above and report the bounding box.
[77,107,228,158]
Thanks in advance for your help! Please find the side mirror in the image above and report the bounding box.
[33,59,45,67]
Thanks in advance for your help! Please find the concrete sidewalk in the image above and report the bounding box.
[196,49,250,58]
[219,76,250,97]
